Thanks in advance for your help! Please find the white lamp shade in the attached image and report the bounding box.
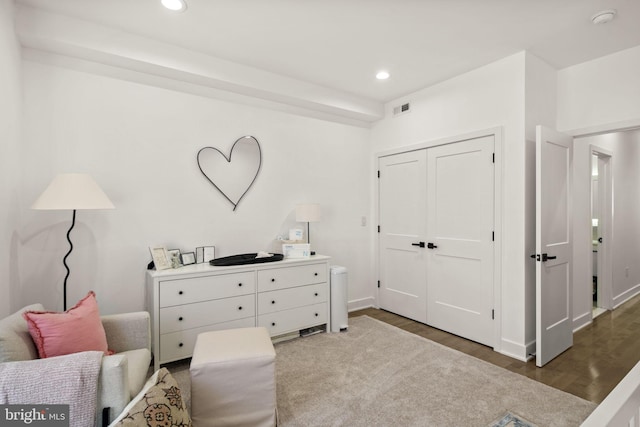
[296,203,321,222]
[32,173,115,210]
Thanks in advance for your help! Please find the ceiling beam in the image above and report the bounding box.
[16,5,384,126]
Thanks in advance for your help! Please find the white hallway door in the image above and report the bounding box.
[378,135,495,346]
[378,150,428,323]
[426,136,495,347]
[535,125,573,367]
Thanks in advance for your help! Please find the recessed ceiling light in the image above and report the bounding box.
[161,0,187,12]
[376,71,390,80]
[591,9,616,25]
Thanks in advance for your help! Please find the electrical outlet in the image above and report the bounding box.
[361,216,367,226]
[626,267,630,278]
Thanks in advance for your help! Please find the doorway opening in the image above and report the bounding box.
[591,154,605,318]
[590,149,612,318]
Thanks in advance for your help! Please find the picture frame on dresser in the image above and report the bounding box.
[181,252,196,265]
[149,246,171,270]
[195,246,215,263]
[168,249,182,267]
[203,246,215,262]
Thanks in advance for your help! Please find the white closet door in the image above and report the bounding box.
[378,150,428,323]
[426,136,495,347]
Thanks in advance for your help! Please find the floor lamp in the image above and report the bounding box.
[296,203,321,256]
[32,173,115,310]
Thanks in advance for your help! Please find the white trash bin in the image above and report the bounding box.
[330,266,348,332]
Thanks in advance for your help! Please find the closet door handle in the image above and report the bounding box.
[533,253,557,262]
[412,242,425,248]
[427,242,438,249]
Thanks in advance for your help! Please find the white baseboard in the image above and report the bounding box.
[613,284,640,309]
[573,311,592,332]
[348,297,375,313]
[498,337,533,362]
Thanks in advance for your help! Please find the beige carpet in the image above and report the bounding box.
[168,316,596,426]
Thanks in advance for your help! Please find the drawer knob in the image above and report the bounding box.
[238,283,243,287]
[178,291,183,295]
[238,306,243,310]
[271,278,275,282]
[178,317,183,321]
[271,322,276,326]
[271,300,276,304]
[315,313,319,317]
[314,292,318,296]
[314,272,318,276]
[178,342,184,347]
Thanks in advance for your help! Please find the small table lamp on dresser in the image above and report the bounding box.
[296,203,321,255]
[32,173,115,310]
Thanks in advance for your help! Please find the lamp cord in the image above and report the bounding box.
[62,209,76,311]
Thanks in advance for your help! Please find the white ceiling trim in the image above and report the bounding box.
[16,5,384,126]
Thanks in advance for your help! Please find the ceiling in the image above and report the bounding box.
[14,0,640,104]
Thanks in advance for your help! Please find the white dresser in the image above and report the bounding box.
[146,255,330,370]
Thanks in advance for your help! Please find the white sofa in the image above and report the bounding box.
[0,303,152,426]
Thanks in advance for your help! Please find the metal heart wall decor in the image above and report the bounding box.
[197,135,262,211]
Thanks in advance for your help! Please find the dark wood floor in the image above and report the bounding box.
[350,293,640,404]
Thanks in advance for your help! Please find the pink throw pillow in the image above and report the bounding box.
[23,291,109,358]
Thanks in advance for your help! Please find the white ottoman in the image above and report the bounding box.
[190,327,277,427]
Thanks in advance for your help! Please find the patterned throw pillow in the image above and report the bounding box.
[110,368,191,427]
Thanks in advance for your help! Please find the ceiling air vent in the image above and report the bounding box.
[393,102,411,117]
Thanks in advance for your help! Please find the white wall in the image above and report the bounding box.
[557,45,640,133]
[0,0,22,318]
[574,129,640,318]
[370,52,531,360]
[16,59,373,315]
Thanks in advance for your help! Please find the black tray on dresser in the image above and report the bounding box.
[209,253,284,266]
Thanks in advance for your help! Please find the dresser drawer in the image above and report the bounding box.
[160,294,255,333]
[160,316,256,363]
[258,302,327,336]
[257,263,326,292]
[160,271,255,307]
[258,283,326,315]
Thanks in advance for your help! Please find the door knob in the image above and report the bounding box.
[427,242,438,249]
[411,242,425,248]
